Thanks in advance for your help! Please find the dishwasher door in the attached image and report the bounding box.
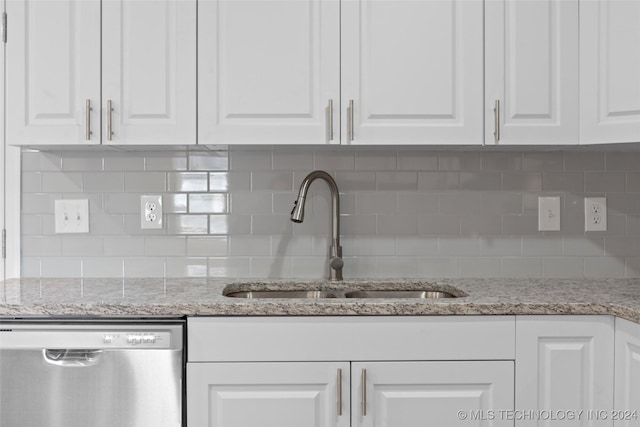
[0,321,184,427]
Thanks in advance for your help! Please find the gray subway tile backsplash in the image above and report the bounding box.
[542,257,584,278]
[481,152,523,171]
[19,147,640,279]
[605,152,640,171]
[124,172,167,192]
[564,152,605,171]
[167,172,208,192]
[523,152,564,171]
[166,214,209,235]
[355,152,397,171]
[41,172,83,193]
[396,151,438,171]
[41,257,82,278]
[584,172,626,193]
[189,194,228,214]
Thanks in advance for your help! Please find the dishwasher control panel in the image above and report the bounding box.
[0,323,183,350]
[103,332,169,347]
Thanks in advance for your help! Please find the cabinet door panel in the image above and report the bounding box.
[187,362,349,427]
[199,0,340,145]
[6,0,100,145]
[615,318,640,427]
[581,0,640,144]
[485,0,579,145]
[516,316,614,427]
[341,0,483,145]
[102,0,196,144]
[353,361,514,427]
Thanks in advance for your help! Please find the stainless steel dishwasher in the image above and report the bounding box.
[0,320,184,427]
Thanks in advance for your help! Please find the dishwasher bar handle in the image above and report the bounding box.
[43,349,103,367]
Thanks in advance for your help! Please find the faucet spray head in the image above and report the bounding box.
[290,198,305,223]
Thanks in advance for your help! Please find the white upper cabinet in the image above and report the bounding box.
[198,0,340,145]
[6,0,196,146]
[8,0,640,147]
[102,0,196,145]
[581,0,640,144]
[485,0,579,145]
[6,0,101,145]
[199,0,483,145]
[341,0,484,145]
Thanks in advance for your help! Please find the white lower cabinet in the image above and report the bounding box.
[354,361,514,427]
[615,318,640,427]
[515,316,615,427]
[187,361,514,427]
[187,362,350,427]
[187,316,516,427]
[186,315,625,427]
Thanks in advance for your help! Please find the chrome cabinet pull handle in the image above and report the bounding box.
[362,368,367,416]
[337,368,342,416]
[107,100,114,141]
[494,99,500,144]
[328,100,334,141]
[85,99,92,141]
[347,99,354,142]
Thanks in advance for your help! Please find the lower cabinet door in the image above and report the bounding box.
[352,361,515,427]
[615,318,640,427]
[187,362,350,427]
[516,315,614,427]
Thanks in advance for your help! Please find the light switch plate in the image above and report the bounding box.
[538,196,561,231]
[54,199,90,233]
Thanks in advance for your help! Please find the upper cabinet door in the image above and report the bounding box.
[6,0,100,145]
[341,0,483,145]
[581,0,640,144]
[485,0,579,145]
[198,0,340,145]
[102,0,196,145]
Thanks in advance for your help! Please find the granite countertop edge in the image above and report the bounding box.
[1,277,640,324]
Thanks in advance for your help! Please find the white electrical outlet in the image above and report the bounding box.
[54,199,90,233]
[538,196,561,231]
[141,195,163,229]
[585,197,607,232]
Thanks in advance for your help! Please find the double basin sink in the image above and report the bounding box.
[224,282,466,300]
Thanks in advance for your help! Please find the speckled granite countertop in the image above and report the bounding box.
[1,277,640,323]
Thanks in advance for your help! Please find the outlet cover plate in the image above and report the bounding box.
[141,195,163,229]
[585,197,607,232]
[538,196,561,231]
[54,199,90,233]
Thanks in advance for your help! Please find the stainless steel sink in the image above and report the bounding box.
[344,290,455,299]
[224,288,460,299]
[224,290,340,299]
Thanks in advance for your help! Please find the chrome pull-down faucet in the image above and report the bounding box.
[291,170,343,281]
